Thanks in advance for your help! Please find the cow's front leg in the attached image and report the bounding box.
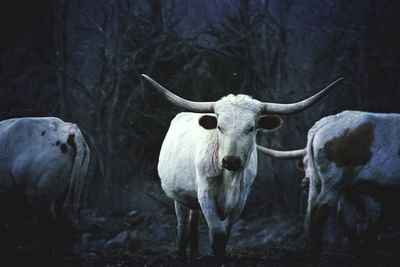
[198,186,229,263]
[211,222,232,264]
[189,209,200,257]
[174,201,190,257]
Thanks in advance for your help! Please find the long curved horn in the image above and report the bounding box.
[263,77,344,114]
[257,145,306,160]
[141,74,215,113]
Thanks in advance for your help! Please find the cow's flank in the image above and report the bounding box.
[324,122,374,167]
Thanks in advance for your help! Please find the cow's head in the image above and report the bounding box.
[141,74,343,172]
[198,96,282,171]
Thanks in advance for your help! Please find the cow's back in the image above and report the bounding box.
[307,110,400,186]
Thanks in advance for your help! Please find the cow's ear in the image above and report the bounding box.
[296,159,305,171]
[258,115,282,131]
[199,115,217,130]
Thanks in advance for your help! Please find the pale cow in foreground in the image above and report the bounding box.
[0,117,90,221]
[257,110,400,251]
[142,74,342,262]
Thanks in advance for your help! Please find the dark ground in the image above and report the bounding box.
[3,208,400,267]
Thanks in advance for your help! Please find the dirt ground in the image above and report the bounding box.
[2,209,400,267]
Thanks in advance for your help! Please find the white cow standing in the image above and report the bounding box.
[142,74,342,261]
[0,117,90,222]
[257,110,400,251]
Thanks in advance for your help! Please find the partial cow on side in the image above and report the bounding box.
[0,117,90,222]
[300,176,380,250]
[142,74,342,262]
[257,110,400,251]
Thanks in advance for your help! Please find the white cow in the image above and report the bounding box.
[257,110,400,251]
[142,74,342,261]
[0,117,90,221]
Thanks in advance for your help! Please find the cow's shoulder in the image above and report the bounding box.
[171,112,211,125]
[168,112,217,135]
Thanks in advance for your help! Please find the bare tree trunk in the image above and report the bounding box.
[54,0,69,117]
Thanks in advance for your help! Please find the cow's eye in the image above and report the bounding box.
[218,126,223,133]
[247,126,255,133]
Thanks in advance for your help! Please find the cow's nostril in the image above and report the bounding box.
[222,156,243,171]
[223,156,240,164]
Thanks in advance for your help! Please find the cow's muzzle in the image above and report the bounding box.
[222,155,243,171]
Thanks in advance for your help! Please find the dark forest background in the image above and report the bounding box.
[1,0,400,223]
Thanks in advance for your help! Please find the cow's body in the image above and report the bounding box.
[303,110,400,249]
[159,110,257,213]
[0,117,90,220]
[159,112,256,215]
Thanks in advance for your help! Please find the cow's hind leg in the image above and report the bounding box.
[359,195,380,250]
[337,193,363,251]
[174,201,189,257]
[309,188,339,252]
[189,209,200,257]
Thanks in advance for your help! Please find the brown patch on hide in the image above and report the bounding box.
[60,143,68,153]
[324,122,374,167]
[67,134,77,159]
[67,134,75,147]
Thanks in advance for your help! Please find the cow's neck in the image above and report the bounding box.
[216,170,244,219]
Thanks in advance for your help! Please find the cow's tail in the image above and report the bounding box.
[304,125,321,231]
[63,125,90,221]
